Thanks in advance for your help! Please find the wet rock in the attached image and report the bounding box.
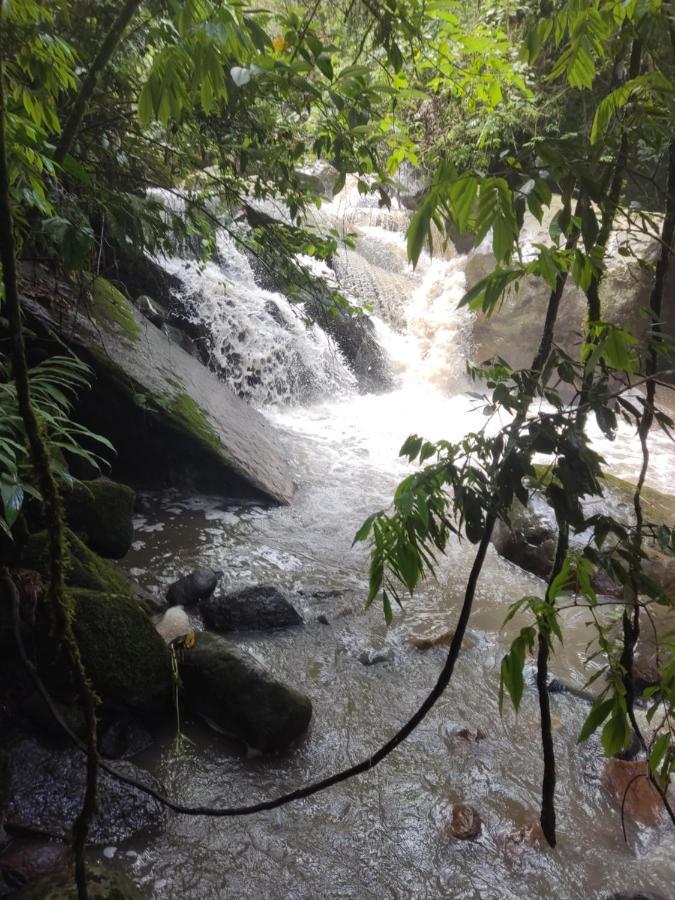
[166,569,222,607]
[491,501,556,581]
[70,589,171,715]
[407,626,474,651]
[445,803,482,840]
[316,614,330,625]
[201,585,302,633]
[20,529,134,598]
[0,839,70,883]
[358,648,392,666]
[498,820,545,853]
[14,862,144,899]
[136,294,165,328]
[99,718,153,760]
[155,606,191,645]
[442,723,486,744]
[605,893,668,900]
[602,759,665,826]
[179,631,312,753]
[62,480,135,560]
[129,580,165,617]
[5,735,166,844]
[0,751,9,840]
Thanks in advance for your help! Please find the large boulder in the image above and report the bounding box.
[62,480,135,560]
[19,270,294,503]
[201,585,302,632]
[466,202,665,370]
[15,863,144,899]
[19,528,134,598]
[179,631,312,753]
[4,734,166,845]
[70,589,171,715]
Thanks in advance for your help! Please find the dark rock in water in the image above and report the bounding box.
[99,718,153,760]
[179,631,312,753]
[5,735,166,844]
[605,894,668,900]
[14,862,144,898]
[492,501,557,581]
[547,678,595,705]
[445,803,482,840]
[317,614,330,625]
[62,480,135,560]
[358,648,392,666]
[167,569,222,607]
[201,585,302,632]
[0,839,70,883]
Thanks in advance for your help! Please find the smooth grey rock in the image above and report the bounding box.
[166,569,222,607]
[136,295,165,328]
[20,276,294,503]
[179,631,312,752]
[5,735,166,844]
[201,585,302,632]
[358,648,392,666]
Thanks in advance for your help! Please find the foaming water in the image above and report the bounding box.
[158,232,355,406]
[120,188,675,899]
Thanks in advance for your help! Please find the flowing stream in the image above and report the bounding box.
[117,186,674,899]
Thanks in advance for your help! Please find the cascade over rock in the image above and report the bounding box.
[19,268,295,503]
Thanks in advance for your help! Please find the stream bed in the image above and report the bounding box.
[114,192,675,899]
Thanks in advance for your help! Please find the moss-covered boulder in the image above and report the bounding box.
[20,528,133,596]
[15,864,144,899]
[179,631,312,753]
[63,479,135,559]
[17,531,170,714]
[71,589,171,714]
[0,749,10,836]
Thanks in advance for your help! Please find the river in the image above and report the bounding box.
[116,184,675,899]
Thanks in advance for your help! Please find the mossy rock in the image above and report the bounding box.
[63,479,135,559]
[168,393,222,453]
[0,749,10,830]
[179,630,312,753]
[71,589,171,714]
[15,864,144,899]
[90,277,141,343]
[20,528,134,597]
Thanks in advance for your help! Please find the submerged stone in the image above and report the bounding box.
[445,803,482,840]
[5,735,166,845]
[179,631,312,752]
[201,584,302,632]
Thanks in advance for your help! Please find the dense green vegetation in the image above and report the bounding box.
[1,0,674,896]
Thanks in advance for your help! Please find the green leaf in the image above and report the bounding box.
[0,482,24,528]
[578,696,613,743]
[231,66,251,87]
[601,707,632,756]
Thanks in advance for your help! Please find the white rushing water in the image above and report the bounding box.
[120,186,675,898]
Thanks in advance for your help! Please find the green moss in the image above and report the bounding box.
[169,393,221,452]
[91,277,141,343]
[20,528,134,597]
[70,589,171,714]
[64,479,135,559]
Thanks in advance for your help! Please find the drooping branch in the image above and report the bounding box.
[53,0,143,166]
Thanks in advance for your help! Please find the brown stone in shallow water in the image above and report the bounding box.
[445,803,482,840]
[407,626,474,651]
[603,759,665,826]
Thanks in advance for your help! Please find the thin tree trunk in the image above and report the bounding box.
[0,13,99,898]
[53,0,143,166]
